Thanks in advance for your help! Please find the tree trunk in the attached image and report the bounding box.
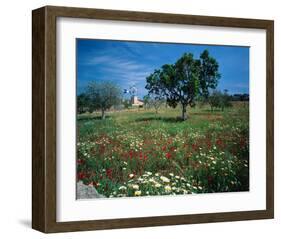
[101,109,105,120]
[181,104,188,120]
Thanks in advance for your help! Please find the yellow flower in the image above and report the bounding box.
[134,190,142,196]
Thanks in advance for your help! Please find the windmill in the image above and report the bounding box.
[123,85,143,107]
[129,85,137,96]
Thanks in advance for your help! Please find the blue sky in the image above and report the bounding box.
[77,39,249,98]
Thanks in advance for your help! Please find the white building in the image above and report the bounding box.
[131,96,144,106]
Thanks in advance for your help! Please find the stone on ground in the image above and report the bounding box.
[76,181,105,199]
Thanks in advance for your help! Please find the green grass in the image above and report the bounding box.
[77,102,249,198]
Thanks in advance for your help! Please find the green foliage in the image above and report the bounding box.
[143,95,150,109]
[86,81,122,119]
[145,50,220,120]
[199,50,221,99]
[209,90,232,111]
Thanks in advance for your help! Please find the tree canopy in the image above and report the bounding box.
[86,81,122,119]
[209,90,232,111]
[145,50,220,120]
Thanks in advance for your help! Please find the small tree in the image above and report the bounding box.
[221,89,232,111]
[86,81,122,119]
[209,90,222,111]
[195,95,209,109]
[144,93,164,114]
[143,95,150,109]
[122,99,131,109]
[209,90,232,111]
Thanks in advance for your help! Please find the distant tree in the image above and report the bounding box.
[143,95,151,109]
[122,99,131,109]
[209,91,221,111]
[77,93,90,114]
[195,95,209,108]
[221,89,232,110]
[209,90,232,111]
[231,93,249,101]
[144,93,164,114]
[86,81,122,119]
[240,93,249,101]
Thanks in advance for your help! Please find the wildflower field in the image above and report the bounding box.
[77,102,249,198]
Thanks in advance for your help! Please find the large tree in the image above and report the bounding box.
[145,50,220,120]
[86,81,122,119]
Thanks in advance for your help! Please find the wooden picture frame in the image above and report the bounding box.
[32,5,274,233]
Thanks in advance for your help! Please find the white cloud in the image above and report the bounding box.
[81,52,153,86]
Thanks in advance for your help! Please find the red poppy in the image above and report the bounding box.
[192,143,198,151]
[170,146,176,152]
[216,139,224,147]
[77,172,86,180]
[77,159,85,165]
[166,152,172,159]
[129,151,134,159]
[106,168,113,179]
[240,139,246,148]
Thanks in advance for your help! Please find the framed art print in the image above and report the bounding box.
[32,6,274,233]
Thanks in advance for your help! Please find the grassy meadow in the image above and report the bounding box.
[77,102,249,198]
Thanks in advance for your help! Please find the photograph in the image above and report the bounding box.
[76,39,250,199]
